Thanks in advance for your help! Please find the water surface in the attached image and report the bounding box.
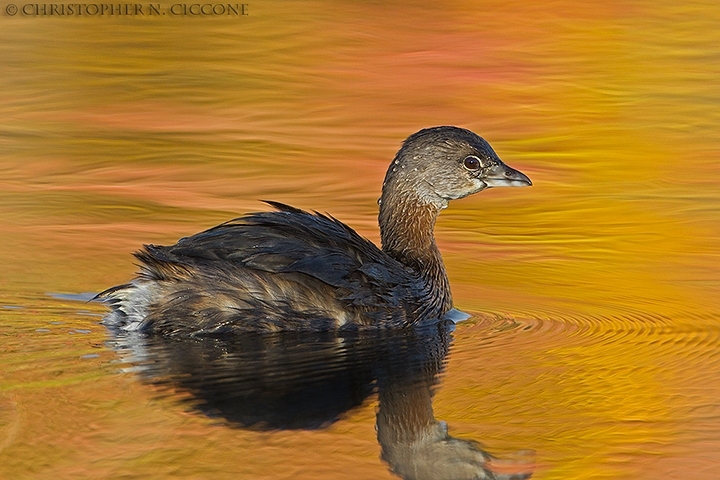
[1,1,719,478]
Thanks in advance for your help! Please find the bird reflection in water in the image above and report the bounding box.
[108,320,533,479]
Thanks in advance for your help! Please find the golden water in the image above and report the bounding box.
[1,1,719,478]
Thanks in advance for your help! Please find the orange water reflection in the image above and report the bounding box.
[1,0,719,478]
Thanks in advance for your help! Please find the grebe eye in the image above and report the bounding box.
[463,156,480,170]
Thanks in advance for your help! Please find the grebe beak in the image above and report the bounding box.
[483,161,532,188]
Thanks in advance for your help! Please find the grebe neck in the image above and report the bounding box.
[378,193,452,313]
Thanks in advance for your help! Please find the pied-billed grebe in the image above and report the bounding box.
[99,126,531,335]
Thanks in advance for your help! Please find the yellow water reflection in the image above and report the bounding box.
[1,0,719,478]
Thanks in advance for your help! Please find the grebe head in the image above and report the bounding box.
[380,126,531,210]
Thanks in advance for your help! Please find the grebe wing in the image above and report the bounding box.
[136,202,420,310]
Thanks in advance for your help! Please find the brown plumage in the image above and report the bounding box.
[97,126,531,336]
